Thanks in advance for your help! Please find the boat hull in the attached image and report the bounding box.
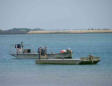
[35,58,100,65]
[79,60,100,64]
[36,59,81,65]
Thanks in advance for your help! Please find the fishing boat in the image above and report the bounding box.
[10,42,72,59]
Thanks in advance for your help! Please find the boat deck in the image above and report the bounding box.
[36,59,81,65]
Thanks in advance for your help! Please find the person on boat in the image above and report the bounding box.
[44,46,47,55]
[66,48,72,54]
[38,47,42,59]
[15,42,24,54]
[40,47,47,56]
[41,48,43,56]
[20,42,24,49]
[88,55,94,63]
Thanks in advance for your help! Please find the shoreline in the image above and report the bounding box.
[28,30,112,34]
[0,30,112,35]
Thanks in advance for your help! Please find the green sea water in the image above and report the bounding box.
[0,33,112,86]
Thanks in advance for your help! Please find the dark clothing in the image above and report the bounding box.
[41,48,47,56]
[38,47,47,59]
[15,44,23,49]
[38,53,41,59]
[15,44,20,48]
[38,47,42,59]
[38,48,41,54]
[41,49,44,56]
[44,47,47,55]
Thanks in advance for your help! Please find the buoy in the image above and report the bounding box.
[60,50,66,53]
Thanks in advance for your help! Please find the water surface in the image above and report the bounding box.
[0,33,112,86]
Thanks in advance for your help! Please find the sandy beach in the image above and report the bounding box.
[28,30,112,34]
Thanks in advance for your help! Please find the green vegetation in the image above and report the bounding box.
[0,28,43,34]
